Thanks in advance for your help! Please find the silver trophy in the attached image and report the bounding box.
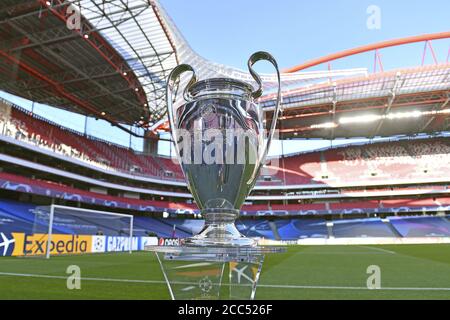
[146,52,284,300]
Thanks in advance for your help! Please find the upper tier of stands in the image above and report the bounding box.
[1,100,450,187]
[0,101,183,180]
[267,137,450,186]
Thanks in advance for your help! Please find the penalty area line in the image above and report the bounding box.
[1,272,450,291]
[258,284,450,291]
[357,245,397,254]
[0,272,167,285]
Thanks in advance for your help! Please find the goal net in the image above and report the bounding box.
[29,205,133,258]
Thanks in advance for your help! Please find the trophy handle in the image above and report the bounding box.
[247,51,282,180]
[166,64,197,158]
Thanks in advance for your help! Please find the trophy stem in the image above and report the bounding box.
[184,208,256,247]
[203,208,238,223]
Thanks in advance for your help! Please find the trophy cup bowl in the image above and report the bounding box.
[145,51,284,300]
[166,51,282,247]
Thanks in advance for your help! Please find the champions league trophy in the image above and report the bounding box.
[145,52,284,300]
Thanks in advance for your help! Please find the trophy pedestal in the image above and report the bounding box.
[145,245,284,300]
[184,208,257,247]
[158,50,283,300]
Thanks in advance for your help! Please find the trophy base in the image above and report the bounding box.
[144,245,285,300]
[145,209,285,299]
[184,208,257,247]
[183,222,257,247]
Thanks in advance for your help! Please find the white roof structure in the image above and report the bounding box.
[77,0,367,122]
[76,0,179,120]
[156,0,367,91]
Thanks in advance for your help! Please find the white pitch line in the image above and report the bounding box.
[357,245,396,254]
[0,272,168,284]
[1,271,450,292]
[173,262,212,269]
[181,286,196,291]
[258,284,450,291]
[297,252,386,255]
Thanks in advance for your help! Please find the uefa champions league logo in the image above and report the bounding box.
[94,236,104,252]
[198,276,213,294]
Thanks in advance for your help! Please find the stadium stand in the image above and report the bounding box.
[0,171,196,213]
[326,139,450,182]
[0,198,191,238]
[388,216,450,237]
[133,216,192,238]
[0,101,176,179]
[266,138,450,185]
[2,100,450,188]
[236,220,277,240]
[0,169,449,216]
[275,219,329,239]
[4,197,450,240]
[163,218,204,236]
[332,218,398,238]
[0,199,36,234]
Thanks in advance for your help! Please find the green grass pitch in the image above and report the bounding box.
[1,244,450,299]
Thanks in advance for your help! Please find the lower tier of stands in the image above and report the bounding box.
[2,199,450,240]
[1,171,450,216]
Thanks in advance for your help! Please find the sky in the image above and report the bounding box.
[2,0,450,155]
[160,0,450,71]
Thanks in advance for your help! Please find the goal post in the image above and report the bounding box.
[30,205,134,259]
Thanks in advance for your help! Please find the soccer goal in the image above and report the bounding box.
[29,205,134,259]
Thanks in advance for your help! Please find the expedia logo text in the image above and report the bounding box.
[0,233,158,256]
[158,237,183,246]
[23,234,92,256]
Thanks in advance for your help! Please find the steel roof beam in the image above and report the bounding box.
[7,64,124,90]
[39,0,148,108]
[420,92,450,132]
[0,1,42,21]
[2,24,81,52]
[0,47,141,136]
[88,0,160,117]
[371,73,403,137]
[329,84,337,140]
[6,19,143,117]
[20,58,167,86]
[284,31,450,73]
[0,0,178,126]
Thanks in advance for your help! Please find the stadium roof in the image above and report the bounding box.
[0,1,449,139]
[0,0,366,134]
[0,0,178,134]
[259,31,450,139]
[261,63,450,139]
[153,14,450,138]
